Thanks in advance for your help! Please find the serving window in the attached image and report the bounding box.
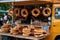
[14,4,52,25]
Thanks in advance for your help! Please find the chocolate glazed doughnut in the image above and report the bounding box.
[14,8,20,17]
[43,7,51,17]
[31,8,40,17]
[8,8,14,16]
[21,9,28,17]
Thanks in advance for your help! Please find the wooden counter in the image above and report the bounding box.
[0,32,48,40]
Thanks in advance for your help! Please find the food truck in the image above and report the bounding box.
[0,0,60,40]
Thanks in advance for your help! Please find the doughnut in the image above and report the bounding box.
[14,8,20,17]
[8,8,14,16]
[43,7,51,17]
[21,9,28,17]
[31,8,40,17]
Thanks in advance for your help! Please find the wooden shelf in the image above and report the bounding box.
[12,1,52,6]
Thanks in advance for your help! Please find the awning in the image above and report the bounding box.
[0,10,8,12]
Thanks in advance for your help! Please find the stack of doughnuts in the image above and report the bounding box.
[22,26,31,37]
[34,27,47,37]
[1,24,11,33]
[10,28,19,35]
[10,24,22,35]
[29,25,35,35]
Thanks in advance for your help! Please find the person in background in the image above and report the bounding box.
[2,13,8,40]
[3,13,8,24]
[0,17,3,27]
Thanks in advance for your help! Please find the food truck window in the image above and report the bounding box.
[55,8,60,19]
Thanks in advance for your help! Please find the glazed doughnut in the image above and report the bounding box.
[21,9,28,17]
[43,7,51,17]
[31,8,40,17]
[8,8,14,16]
[14,8,20,17]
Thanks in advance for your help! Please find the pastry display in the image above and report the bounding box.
[0,3,51,40]
[0,23,48,38]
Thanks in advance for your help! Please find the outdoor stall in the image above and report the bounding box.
[0,0,52,40]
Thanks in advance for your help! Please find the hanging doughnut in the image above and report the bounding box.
[31,8,40,17]
[14,8,20,17]
[43,7,51,17]
[21,9,28,17]
[8,8,14,16]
